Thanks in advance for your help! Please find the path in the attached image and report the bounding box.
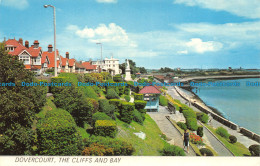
[148,106,196,156]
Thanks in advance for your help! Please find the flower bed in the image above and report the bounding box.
[190,133,204,145]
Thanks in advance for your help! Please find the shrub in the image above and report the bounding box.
[133,110,144,125]
[113,75,122,82]
[197,126,203,137]
[186,118,198,131]
[197,113,209,124]
[134,93,143,100]
[249,144,260,156]
[199,148,213,156]
[99,99,116,119]
[134,100,147,110]
[37,108,82,155]
[118,85,125,96]
[159,95,168,106]
[94,120,117,138]
[120,102,135,124]
[124,87,130,95]
[160,144,186,156]
[216,127,229,138]
[84,136,135,156]
[183,109,196,119]
[109,99,122,112]
[82,143,113,156]
[106,89,119,99]
[229,135,237,144]
[177,122,187,130]
[124,95,131,102]
[92,112,112,126]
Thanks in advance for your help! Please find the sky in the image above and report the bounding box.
[0,0,260,69]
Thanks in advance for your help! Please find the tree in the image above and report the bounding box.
[139,67,147,74]
[0,42,47,155]
[120,59,138,74]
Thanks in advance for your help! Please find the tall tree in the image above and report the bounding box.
[0,42,47,155]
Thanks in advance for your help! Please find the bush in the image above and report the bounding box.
[159,95,168,106]
[190,133,203,145]
[106,88,119,99]
[82,143,113,156]
[83,136,135,156]
[134,93,143,100]
[197,113,209,124]
[249,144,260,156]
[177,122,187,130]
[118,85,125,96]
[186,118,198,131]
[113,75,122,82]
[229,135,237,144]
[160,144,186,156]
[99,99,116,119]
[124,87,130,95]
[92,112,112,126]
[37,108,82,155]
[199,148,213,156]
[183,109,196,119]
[94,120,117,138]
[120,102,135,124]
[133,110,144,125]
[134,100,147,110]
[216,127,229,138]
[124,95,131,102]
[197,126,203,137]
[109,99,122,112]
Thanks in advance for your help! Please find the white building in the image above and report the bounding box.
[92,56,121,76]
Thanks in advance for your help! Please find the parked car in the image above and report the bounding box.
[43,73,50,77]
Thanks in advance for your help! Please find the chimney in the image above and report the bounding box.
[48,44,53,52]
[66,52,69,59]
[33,40,39,48]
[18,38,23,45]
[25,41,29,48]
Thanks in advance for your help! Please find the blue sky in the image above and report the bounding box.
[0,0,260,69]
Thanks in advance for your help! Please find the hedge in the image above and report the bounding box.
[186,118,198,131]
[199,148,213,156]
[133,110,144,125]
[134,100,147,110]
[197,126,203,137]
[120,102,135,124]
[94,120,117,138]
[124,87,130,95]
[197,112,209,124]
[109,99,122,112]
[160,144,186,156]
[183,109,197,119]
[216,127,229,138]
[98,99,116,120]
[36,108,82,155]
[106,88,119,99]
[83,136,135,156]
[92,112,112,126]
[113,75,122,82]
[249,144,260,156]
[134,93,143,100]
[159,95,168,106]
[177,122,187,130]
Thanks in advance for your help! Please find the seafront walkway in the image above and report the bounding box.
[148,107,196,156]
[167,86,259,151]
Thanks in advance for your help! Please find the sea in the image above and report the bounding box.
[191,78,260,135]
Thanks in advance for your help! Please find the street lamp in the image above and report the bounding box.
[96,43,102,72]
[44,4,57,77]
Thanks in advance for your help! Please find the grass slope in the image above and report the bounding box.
[116,114,166,156]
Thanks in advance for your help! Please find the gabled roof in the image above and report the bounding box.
[68,59,75,67]
[75,62,85,69]
[60,56,68,67]
[42,50,60,68]
[139,86,161,94]
[82,61,97,70]
[5,39,42,58]
[41,53,49,64]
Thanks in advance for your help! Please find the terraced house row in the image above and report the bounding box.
[4,38,100,75]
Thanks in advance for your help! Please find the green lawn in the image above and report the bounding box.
[205,124,251,156]
[116,114,167,156]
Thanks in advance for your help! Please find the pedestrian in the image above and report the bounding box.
[183,129,190,153]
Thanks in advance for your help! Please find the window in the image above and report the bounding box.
[19,55,30,64]
[113,65,115,67]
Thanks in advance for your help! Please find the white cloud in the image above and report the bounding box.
[70,23,137,48]
[186,38,223,53]
[96,0,117,3]
[1,0,28,10]
[173,0,260,19]
[177,50,188,54]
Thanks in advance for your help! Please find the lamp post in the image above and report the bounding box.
[44,4,57,77]
[96,43,102,72]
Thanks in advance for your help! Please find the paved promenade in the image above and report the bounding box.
[148,107,196,156]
